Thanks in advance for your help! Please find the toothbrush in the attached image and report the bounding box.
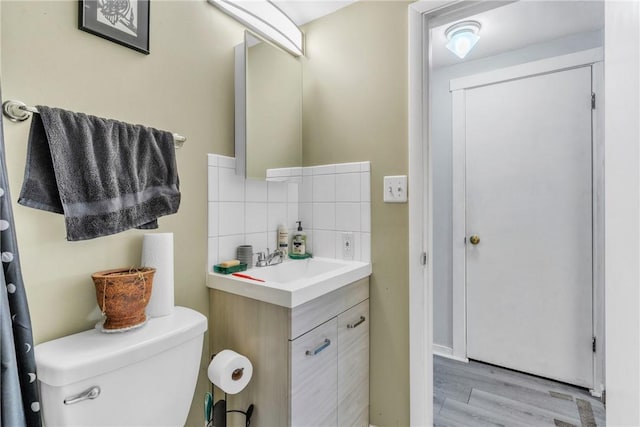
[232,273,265,282]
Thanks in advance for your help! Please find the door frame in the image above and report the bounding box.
[409,1,640,426]
[449,49,605,394]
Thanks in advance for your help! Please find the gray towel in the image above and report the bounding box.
[18,106,180,241]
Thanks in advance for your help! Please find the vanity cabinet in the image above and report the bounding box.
[337,300,370,427]
[209,277,369,427]
[290,317,338,426]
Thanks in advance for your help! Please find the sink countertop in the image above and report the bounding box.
[206,258,372,308]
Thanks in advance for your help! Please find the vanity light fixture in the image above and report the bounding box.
[444,20,481,59]
[208,0,304,56]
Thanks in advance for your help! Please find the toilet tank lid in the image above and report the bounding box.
[35,306,207,387]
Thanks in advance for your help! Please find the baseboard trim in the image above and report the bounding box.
[433,344,453,356]
[590,383,605,398]
[433,344,469,363]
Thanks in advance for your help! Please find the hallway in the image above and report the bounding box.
[433,355,605,426]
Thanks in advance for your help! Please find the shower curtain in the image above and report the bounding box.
[0,89,41,426]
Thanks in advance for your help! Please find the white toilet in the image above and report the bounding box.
[35,306,207,427]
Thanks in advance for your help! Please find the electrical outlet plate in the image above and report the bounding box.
[342,232,354,259]
[383,175,408,203]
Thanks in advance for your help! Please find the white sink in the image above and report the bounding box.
[207,257,371,308]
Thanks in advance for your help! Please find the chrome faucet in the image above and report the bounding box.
[255,248,284,267]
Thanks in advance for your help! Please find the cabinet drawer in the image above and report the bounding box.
[338,299,369,427]
[290,318,338,427]
[291,278,369,339]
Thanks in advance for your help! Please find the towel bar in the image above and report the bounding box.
[2,100,186,148]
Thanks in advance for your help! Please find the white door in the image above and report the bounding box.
[462,66,594,388]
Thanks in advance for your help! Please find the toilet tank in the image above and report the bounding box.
[35,306,207,427]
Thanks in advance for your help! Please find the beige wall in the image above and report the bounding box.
[1,1,243,425]
[302,2,411,425]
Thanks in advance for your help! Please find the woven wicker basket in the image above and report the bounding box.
[92,267,155,331]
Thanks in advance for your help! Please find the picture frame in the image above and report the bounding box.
[78,0,150,55]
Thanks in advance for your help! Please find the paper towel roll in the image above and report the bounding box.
[141,233,174,317]
[207,349,253,395]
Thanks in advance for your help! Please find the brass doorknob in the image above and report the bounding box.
[469,235,480,245]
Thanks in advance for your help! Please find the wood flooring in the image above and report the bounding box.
[433,356,605,427]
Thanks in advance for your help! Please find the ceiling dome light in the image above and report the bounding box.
[445,20,481,59]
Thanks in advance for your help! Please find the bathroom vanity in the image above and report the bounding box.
[207,259,371,427]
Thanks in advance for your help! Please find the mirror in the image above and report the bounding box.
[235,31,303,180]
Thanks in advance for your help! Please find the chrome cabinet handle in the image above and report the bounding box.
[347,316,366,329]
[306,339,331,356]
[64,386,101,405]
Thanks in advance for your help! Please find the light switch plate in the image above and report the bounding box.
[383,175,408,203]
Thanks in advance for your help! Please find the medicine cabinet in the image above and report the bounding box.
[235,31,303,180]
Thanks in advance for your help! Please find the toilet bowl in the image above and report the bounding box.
[35,306,207,426]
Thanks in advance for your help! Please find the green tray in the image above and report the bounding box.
[213,263,247,274]
[289,252,312,260]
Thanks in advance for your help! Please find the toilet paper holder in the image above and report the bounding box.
[231,368,244,381]
[206,353,254,427]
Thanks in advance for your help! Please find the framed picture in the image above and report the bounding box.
[78,0,150,55]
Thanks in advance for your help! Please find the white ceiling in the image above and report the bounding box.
[272,1,603,66]
[274,0,356,26]
[431,1,604,68]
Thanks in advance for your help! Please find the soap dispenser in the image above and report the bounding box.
[291,221,306,255]
[277,224,289,257]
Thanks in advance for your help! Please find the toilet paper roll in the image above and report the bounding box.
[141,233,174,317]
[207,349,253,395]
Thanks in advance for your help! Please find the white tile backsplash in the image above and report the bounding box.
[266,167,291,179]
[312,164,336,175]
[300,176,313,203]
[335,203,361,232]
[287,203,299,230]
[219,167,245,202]
[208,166,219,202]
[267,231,278,253]
[268,181,288,203]
[352,232,362,261]
[207,237,218,272]
[360,172,371,202]
[313,174,336,202]
[335,162,362,174]
[245,232,268,256]
[336,173,361,202]
[287,182,299,205]
[218,155,236,169]
[208,155,371,264]
[267,203,288,232]
[299,203,313,229]
[245,202,268,234]
[361,202,371,233]
[313,230,336,258]
[304,230,314,254]
[219,234,245,263]
[219,202,244,236]
[313,203,335,230]
[208,202,219,237]
[361,233,371,262]
[245,180,268,202]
